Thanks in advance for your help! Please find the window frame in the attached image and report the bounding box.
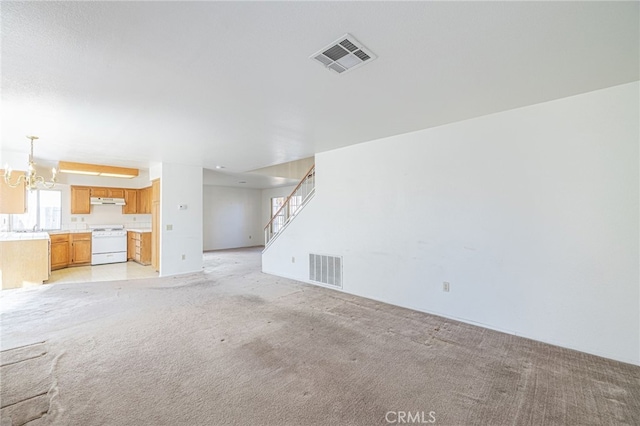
[10,188,62,231]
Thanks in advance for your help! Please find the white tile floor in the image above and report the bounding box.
[46,261,158,284]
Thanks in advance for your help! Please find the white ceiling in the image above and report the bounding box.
[203,168,298,190]
[2,2,638,178]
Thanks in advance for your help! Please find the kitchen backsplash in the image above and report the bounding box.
[66,204,151,229]
[0,210,151,232]
[63,220,151,230]
[62,205,151,229]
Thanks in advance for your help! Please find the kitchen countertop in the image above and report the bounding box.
[0,228,151,241]
[47,229,152,235]
[48,229,93,235]
[0,232,51,242]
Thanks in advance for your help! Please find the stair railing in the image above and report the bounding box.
[264,165,315,246]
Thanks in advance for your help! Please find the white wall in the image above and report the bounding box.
[203,186,262,250]
[263,82,640,365]
[160,163,203,277]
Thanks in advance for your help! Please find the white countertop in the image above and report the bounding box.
[0,229,151,240]
[127,228,152,233]
[48,229,93,235]
[0,232,51,242]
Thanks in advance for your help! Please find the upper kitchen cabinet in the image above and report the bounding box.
[71,186,91,214]
[0,170,26,214]
[91,187,125,198]
[123,189,138,214]
[72,185,152,215]
[138,187,152,214]
[109,188,125,198]
[90,187,108,197]
[151,180,160,203]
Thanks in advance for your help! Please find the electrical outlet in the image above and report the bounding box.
[181,254,186,260]
[292,256,295,263]
[133,217,136,221]
[443,282,450,292]
[166,224,173,231]
[249,235,252,239]
[81,217,85,222]
[71,217,77,222]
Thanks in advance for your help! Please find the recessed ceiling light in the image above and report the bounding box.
[215,166,225,169]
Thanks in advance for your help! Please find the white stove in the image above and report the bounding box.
[90,225,127,265]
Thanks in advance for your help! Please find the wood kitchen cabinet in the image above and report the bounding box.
[71,186,91,214]
[123,189,138,214]
[50,233,70,270]
[73,186,146,214]
[109,188,125,198]
[90,187,125,198]
[70,233,92,265]
[138,187,152,214]
[151,179,160,203]
[90,187,109,197]
[151,179,160,271]
[127,231,135,260]
[0,169,26,214]
[128,231,151,265]
[73,185,149,215]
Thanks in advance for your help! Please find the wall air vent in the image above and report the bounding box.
[310,34,376,75]
[309,254,343,288]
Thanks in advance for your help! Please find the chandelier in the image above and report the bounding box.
[4,136,57,190]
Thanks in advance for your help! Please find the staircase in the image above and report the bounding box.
[264,165,315,249]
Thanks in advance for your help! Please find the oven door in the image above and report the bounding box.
[92,234,127,265]
[92,234,127,254]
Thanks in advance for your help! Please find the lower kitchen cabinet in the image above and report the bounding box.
[128,231,151,265]
[49,232,91,270]
[127,231,135,260]
[70,233,92,265]
[50,233,70,270]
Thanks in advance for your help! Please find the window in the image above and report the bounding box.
[10,189,62,231]
[271,196,285,217]
[271,196,286,234]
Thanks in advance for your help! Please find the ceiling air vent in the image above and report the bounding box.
[310,34,376,75]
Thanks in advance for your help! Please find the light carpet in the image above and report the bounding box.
[1,248,639,425]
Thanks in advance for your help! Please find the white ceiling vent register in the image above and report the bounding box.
[309,254,343,288]
[310,34,376,75]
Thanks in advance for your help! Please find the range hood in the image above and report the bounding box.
[90,197,126,206]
